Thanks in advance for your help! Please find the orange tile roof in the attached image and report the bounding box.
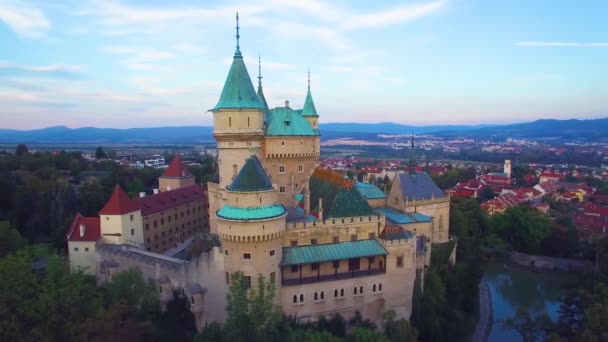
[66,213,101,242]
[162,155,193,178]
[98,185,140,215]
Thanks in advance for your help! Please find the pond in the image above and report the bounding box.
[483,260,575,342]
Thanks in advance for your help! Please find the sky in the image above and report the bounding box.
[0,0,607,130]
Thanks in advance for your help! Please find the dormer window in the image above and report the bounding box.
[285,121,290,126]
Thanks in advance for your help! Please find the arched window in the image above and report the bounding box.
[300,294,304,302]
[229,117,232,127]
[379,284,383,292]
[373,284,376,292]
[334,289,338,297]
[340,289,344,297]
[248,116,250,127]
[320,291,324,300]
[314,292,318,300]
[232,164,237,178]
[439,216,444,231]
[354,287,358,295]
[293,295,297,303]
[360,286,363,294]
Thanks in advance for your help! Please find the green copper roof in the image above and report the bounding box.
[355,182,386,200]
[281,240,388,266]
[217,204,286,221]
[266,107,319,136]
[257,86,269,111]
[329,188,375,218]
[374,207,432,225]
[212,50,264,111]
[301,87,319,117]
[227,155,273,192]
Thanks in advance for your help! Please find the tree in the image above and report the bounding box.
[490,206,551,254]
[95,146,107,160]
[502,307,553,342]
[0,221,26,257]
[346,327,386,342]
[103,269,160,318]
[479,187,496,202]
[15,144,28,156]
[383,310,418,342]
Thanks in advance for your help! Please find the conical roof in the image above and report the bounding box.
[99,185,140,215]
[162,154,193,178]
[227,155,274,192]
[301,86,318,117]
[212,41,263,111]
[257,85,269,111]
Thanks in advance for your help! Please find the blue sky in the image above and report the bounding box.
[0,0,607,129]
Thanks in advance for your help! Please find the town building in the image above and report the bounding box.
[69,16,452,331]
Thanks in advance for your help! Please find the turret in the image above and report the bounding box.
[301,69,319,129]
[159,154,195,191]
[211,13,265,188]
[98,185,144,248]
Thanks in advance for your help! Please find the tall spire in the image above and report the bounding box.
[212,13,263,111]
[301,69,318,117]
[408,133,417,174]
[235,12,241,57]
[258,53,262,88]
[256,53,269,111]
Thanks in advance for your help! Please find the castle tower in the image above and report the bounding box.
[211,13,266,189]
[301,69,319,130]
[504,159,512,178]
[98,185,144,248]
[216,156,285,300]
[159,154,195,192]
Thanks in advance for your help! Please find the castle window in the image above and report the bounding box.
[354,287,358,295]
[300,294,304,302]
[269,249,275,257]
[379,284,383,292]
[248,116,250,127]
[373,284,377,292]
[298,164,304,173]
[290,240,298,247]
[74,247,79,252]
[332,236,339,243]
[229,116,232,127]
[279,186,286,193]
[311,238,318,245]
[270,272,276,284]
[368,256,375,264]
[224,249,228,255]
[282,141,285,146]
[340,289,344,297]
[439,216,444,231]
[334,289,338,297]
[278,165,285,174]
[131,228,134,236]
[320,291,324,300]
[397,256,404,268]
[333,260,340,269]
[348,258,360,271]
[311,263,319,271]
[232,164,237,179]
[130,214,133,221]
[85,247,89,252]
[368,232,376,240]
[360,286,363,294]
[314,292,318,300]
[243,253,251,260]
[350,234,358,242]
[293,295,297,304]
[145,224,149,231]
[291,265,298,273]
[245,276,252,289]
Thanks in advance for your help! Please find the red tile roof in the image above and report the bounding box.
[139,184,204,216]
[99,185,140,215]
[67,213,101,242]
[162,155,193,178]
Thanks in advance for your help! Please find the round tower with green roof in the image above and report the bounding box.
[216,155,286,299]
[211,13,266,189]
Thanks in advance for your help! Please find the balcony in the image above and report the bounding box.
[282,268,385,286]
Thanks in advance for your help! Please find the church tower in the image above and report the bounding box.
[211,13,266,189]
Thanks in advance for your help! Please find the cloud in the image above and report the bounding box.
[516,42,608,47]
[343,1,447,30]
[0,0,50,37]
[0,62,85,79]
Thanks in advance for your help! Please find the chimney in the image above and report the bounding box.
[318,197,323,221]
[139,192,146,198]
[285,100,290,108]
[79,223,85,237]
[153,189,159,195]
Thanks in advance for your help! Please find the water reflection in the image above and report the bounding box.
[484,260,573,341]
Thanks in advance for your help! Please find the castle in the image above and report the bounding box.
[67,16,452,331]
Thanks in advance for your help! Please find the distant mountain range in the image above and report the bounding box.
[0,118,606,144]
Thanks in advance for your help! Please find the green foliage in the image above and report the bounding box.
[489,206,551,254]
[431,167,476,190]
[502,307,553,342]
[102,269,160,318]
[95,146,107,159]
[15,144,28,156]
[383,310,418,342]
[0,221,26,257]
[187,232,221,258]
[346,327,386,342]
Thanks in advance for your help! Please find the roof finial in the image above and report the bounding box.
[258,53,262,88]
[236,12,240,52]
[409,133,417,174]
[307,68,311,90]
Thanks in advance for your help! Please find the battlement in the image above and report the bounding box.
[287,214,384,230]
